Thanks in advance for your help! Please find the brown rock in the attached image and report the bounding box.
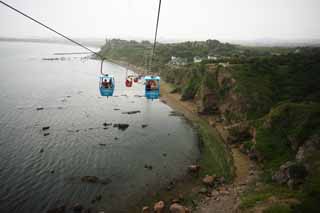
[239,144,247,154]
[154,201,165,213]
[188,165,200,173]
[81,176,99,183]
[171,199,180,204]
[72,203,83,212]
[219,187,230,195]
[46,205,66,213]
[169,203,188,213]
[202,175,215,186]
[141,206,150,213]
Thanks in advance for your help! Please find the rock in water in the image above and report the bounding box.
[42,126,50,131]
[100,178,112,185]
[72,203,83,212]
[81,176,99,183]
[103,122,112,127]
[144,164,153,170]
[169,111,184,117]
[122,110,141,115]
[46,205,66,213]
[113,123,129,131]
[154,201,165,213]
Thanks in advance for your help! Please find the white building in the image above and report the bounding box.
[193,56,202,63]
[170,56,188,66]
[208,55,218,60]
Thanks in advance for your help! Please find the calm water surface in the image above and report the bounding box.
[0,42,200,213]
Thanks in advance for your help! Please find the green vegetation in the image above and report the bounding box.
[240,184,300,210]
[230,51,320,119]
[99,38,320,212]
[197,119,233,180]
[263,204,292,213]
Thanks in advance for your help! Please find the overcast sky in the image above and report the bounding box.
[0,0,319,41]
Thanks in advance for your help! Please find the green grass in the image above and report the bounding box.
[240,184,299,210]
[263,204,292,213]
[197,119,234,180]
[253,102,320,173]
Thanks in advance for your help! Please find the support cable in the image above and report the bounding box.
[149,0,162,72]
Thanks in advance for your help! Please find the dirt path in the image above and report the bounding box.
[160,82,254,213]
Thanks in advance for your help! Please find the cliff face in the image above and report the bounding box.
[160,51,320,211]
[161,64,248,124]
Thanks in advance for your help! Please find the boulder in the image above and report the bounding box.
[122,110,141,115]
[154,201,165,213]
[272,161,295,184]
[188,165,200,173]
[144,164,153,170]
[202,175,216,186]
[81,176,99,183]
[169,203,189,213]
[103,122,112,127]
[141,206,150,213]
[47,205,66,213]
[296,135,320,168]
[171,198,180,204]
[42,126,50,131]
[199,187,208,194]
[100,178,112,185]
[113,123,129,131]
[218,186,230,195]
[72,203,83,212]
[272,161,307,188]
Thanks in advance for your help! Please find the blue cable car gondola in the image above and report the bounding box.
[99,74,115,97]
[144,76,160,99]
[99,59,115,97]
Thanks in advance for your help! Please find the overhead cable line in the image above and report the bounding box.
[149,0,162,71]
[0,0,104,59]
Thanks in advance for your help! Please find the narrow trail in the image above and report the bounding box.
[160,82,254,212]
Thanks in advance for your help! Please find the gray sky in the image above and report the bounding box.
[0,0,319,41]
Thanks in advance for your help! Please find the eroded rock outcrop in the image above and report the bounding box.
[272,161,307,189]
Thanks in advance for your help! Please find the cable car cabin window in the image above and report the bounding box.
[101,78,113,89]
[146,80,159,91]
[144,76,160,99]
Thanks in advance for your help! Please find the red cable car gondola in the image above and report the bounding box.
[126,78,133,87]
